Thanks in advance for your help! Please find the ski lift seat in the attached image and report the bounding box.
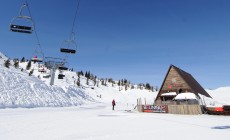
[10,24,32,34]
[58,74,65,79]
[59,66,68,71]
[31,57,43,62]
[38,68,46,73]
[60,48,76,54]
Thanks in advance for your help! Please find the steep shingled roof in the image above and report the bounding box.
[156,65,212,100]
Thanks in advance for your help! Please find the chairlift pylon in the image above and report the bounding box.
[10,3,34,34]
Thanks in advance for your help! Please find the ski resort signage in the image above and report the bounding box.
[143,105,168,113]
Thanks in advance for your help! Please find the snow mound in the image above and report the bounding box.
[175,92,198,100]
[0,59,94,108]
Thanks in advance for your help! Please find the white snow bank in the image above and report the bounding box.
[0,62,94,108]
[175,92,198,100]
[161,92,177,96]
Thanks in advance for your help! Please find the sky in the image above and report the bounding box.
[1,0,230,89]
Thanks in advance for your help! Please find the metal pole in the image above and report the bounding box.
[50,67,56,86]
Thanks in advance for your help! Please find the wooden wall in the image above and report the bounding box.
[168,105,202,115]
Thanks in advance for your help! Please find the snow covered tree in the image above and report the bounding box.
[145,83,151,90]
[118,80,121,86]
[4,59,11,68]
[29,69,34,76]
[131,84,134,89]
[26,60,32,70]
[94,76,97,86]
[125,84,128,91]
[14,59,19,68]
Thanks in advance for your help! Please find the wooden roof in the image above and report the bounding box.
[156,65,212,100]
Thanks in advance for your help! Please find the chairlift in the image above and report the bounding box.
[31,55,43,63]
[59,66,68,71]
[58,74,65,79]
[31,44,44,63]
[10,3,34,34]
[60,48,76,54]
[38,67,46,73]
[43,75,50,78]
[60,32,77,54]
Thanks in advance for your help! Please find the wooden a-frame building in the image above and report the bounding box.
[155,65,212,105]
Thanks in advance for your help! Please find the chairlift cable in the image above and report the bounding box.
[25,0,45,61]
[70,0,81,38]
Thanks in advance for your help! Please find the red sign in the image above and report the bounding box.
[143,105,168,113]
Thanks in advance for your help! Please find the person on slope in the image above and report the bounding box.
[112,99,116,110]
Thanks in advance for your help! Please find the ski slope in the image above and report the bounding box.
[1,51,230,140]
[0,51,156,109]
[0,103,229,140]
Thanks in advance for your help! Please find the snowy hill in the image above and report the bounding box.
[0,52,156,108]
[0,52,94,108]
[0,51,229,109]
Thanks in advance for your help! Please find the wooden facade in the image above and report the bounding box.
[155,65,211,105]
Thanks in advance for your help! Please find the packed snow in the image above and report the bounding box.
[0,51,230,140]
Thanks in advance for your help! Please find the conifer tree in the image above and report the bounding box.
[29,69,34,76]
[4,59,10,68]
[26,60,32,70]
[85,71,88,78]
[145,83,151,90]
[77,77,80,87]
[86,77,89,85]
[14,59,19,68]
[118,80,121,86]
[20,57,25,63]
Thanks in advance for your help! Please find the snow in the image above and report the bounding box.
[174,92,198,100]
[161,92,177,96]
[0,104,230,140]
[1,51,230,140]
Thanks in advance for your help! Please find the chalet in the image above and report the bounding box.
[155,65,212,105]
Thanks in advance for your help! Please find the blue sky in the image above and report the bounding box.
[1,0,230,89]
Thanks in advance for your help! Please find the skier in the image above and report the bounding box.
[112,99,116,110]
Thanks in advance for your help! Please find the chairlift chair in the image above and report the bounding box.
[10,3,34,34]
[58,74,65,79]
[38,67,46,73]
[31,44,44,63]
[59,66,68,71]
[60,33,77,54]
[60,48,76,54]
[31,56,43,63]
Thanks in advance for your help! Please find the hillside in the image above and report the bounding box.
[0,51,229,109]
[0,52,156,108]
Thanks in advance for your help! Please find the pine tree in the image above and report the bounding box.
[4,59,11,68]
[20,57,25,63]
[86,77,89,85]
[118,80,121,86]
[94,76,97,86]
[85,71,88,78]
[29,69,34,76]
[131,84,134,89]
[80,71,84,76]
[88,71,91,79]
[14,59,19,68]
[26,60,32,70]
[77,77,80,87]
[146,83,151,90]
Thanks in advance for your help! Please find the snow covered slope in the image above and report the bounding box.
[0,51,156,108]
[0,53,94,108]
